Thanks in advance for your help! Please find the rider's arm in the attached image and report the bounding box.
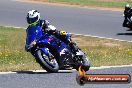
[41,20,49,32]
[124,10,127,16]
[41,20,72,44]
[52,30,72,44]
[25,28,30,52]
[128,9,132,17]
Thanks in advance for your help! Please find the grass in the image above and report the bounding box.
[0,26,132,72]
[30,0,132,8]
[0,26,41,71]
[72,35,132,66]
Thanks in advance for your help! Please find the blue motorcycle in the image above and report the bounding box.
[25,25,90,72]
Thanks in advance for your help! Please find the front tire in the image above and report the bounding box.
[35,50,59,73]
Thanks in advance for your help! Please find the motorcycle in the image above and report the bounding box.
[123,13,132,29]
[25,25,90,73]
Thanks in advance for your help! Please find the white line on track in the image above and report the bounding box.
[0,64,132,74]
[0,72,17,74]
[4,26,25,29]
[71,33,132,43]
[4,26,132,43]
[90,64,132,70]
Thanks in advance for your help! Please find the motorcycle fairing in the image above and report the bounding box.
[26,26,43,46]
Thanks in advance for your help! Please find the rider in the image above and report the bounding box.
[25,10,78,54]
[123,4,132,27]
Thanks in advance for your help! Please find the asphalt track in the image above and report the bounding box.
[0,0,131,88]
[0,0,132,41]
[0,66,131,88]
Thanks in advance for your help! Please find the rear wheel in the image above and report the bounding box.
[73,52,90,72]
[80,55,91,71]
[35,50,59,73]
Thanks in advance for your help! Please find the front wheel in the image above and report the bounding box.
[35,50,59,73]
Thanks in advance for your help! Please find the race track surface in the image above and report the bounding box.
[0,66,131,88]
[0,0,132,41]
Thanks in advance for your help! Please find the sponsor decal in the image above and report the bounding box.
[60,48,67,56]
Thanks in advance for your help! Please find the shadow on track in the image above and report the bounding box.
[117,32,132,36]
[126,29,132,31]
[13,70,73,74]
[117,28,132,36]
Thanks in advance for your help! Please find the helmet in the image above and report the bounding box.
[26,10,40,25]
[125,4,131,10]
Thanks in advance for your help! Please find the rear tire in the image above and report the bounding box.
[81,55,91,71]
[35,50,59,73]
[73,54,90,72]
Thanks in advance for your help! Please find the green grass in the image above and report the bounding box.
[31,0,132,8]
[0,26,41,71]
[0,26,132,72]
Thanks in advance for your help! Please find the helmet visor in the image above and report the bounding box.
[27,16,38,24]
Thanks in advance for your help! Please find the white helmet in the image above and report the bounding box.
[125,4,131,10]
[27,10,40,24]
